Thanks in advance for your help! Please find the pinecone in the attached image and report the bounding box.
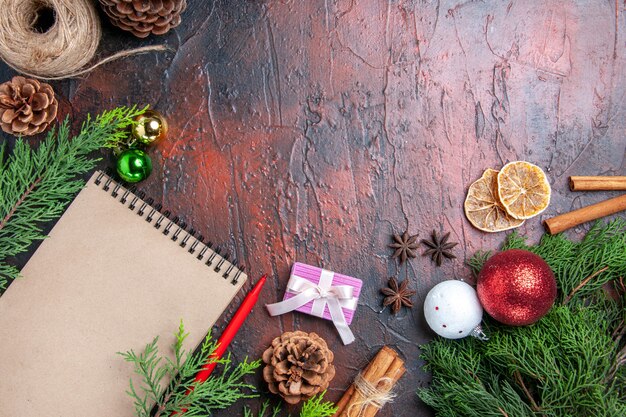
[99,0,187,38]
[0,76,57,136]
[262,331,336,405]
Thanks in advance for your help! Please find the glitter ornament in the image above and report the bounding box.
[477,249,556,326]
[424,280,486,340]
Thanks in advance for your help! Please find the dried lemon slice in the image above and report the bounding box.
[497,161,551,220]
[465,169,525,232]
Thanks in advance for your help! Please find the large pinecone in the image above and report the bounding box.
[262,331,336,405]
[99,0,187,38]
[0,76,57,136]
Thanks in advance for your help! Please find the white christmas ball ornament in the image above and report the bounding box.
[424,280,485,339]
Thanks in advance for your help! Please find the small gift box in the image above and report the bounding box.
[266,262,363,345]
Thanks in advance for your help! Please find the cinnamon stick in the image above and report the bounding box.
[333,346,405,417]
[362,356,405,417]
[333,348,385,416]
[333,382,356,416]
[544,194,626,234]
[569,176,626,191]
[337,347,397,417]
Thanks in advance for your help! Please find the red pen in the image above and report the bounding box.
[173,274,266,415]
[194,274,266,382]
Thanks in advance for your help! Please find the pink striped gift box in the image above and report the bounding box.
[282,262,362,324]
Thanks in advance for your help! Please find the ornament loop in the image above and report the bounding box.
[470,325,489,341]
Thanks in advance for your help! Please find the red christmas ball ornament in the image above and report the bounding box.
[477,249,556,326]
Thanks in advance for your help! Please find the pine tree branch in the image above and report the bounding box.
[153,393,172,417]
[120,322,260,417]
[244,401,281,417]
[496,407,509,417]
[612,320,625,342]
[244,392,337,417]
[420,220,626,417]
[513,371,541,414]
[563,266,609,305]
[0,106,146,290]
[0,176,41,230]
[607,345,626,385]
[299,391,338,417]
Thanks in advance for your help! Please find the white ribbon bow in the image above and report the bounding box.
[266,269,357,345]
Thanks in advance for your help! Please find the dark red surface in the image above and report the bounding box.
[1,1,625,416]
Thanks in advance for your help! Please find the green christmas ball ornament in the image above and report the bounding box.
[131,110,168,145]
[116,149,152,183]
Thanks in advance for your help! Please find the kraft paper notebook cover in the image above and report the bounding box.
[0,170,247,416]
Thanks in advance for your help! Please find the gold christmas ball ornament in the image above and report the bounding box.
[132,110,168,145]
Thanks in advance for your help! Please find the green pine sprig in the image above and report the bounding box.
[0,106,146,291]
[244,392,337,417]
[244,401,282,417]
[119,321,261,417]
[299,392,338,417]
[418,220,626,417]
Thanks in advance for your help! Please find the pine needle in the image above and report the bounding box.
[0,106,146,291]
[420,220,626,417]
[466,250,491,278]
[119,321,260,417]
[244,401,281,417]
[244,391,337,417]
[300,392,338,417]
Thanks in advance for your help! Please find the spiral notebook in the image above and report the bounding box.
[0,171,248,417]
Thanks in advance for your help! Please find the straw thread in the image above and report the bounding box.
[346,373,397,417]
[0,0,169,79]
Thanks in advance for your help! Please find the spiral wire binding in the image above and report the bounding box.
[93,171,245,285]
[188,235,203,254]
[180,229,194,247]
[155,210,170,229]
[197,241,212,260]
[205,247,221,267]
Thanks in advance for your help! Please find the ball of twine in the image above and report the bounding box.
[0,0,168,80]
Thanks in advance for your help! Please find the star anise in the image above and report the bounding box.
[421,230,458,266]
[388,230,419,263]
[380,277,416,314]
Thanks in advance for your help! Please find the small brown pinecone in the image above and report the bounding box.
[0,76,57,136]
[99,0,187,38]
[262,331,336,405]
